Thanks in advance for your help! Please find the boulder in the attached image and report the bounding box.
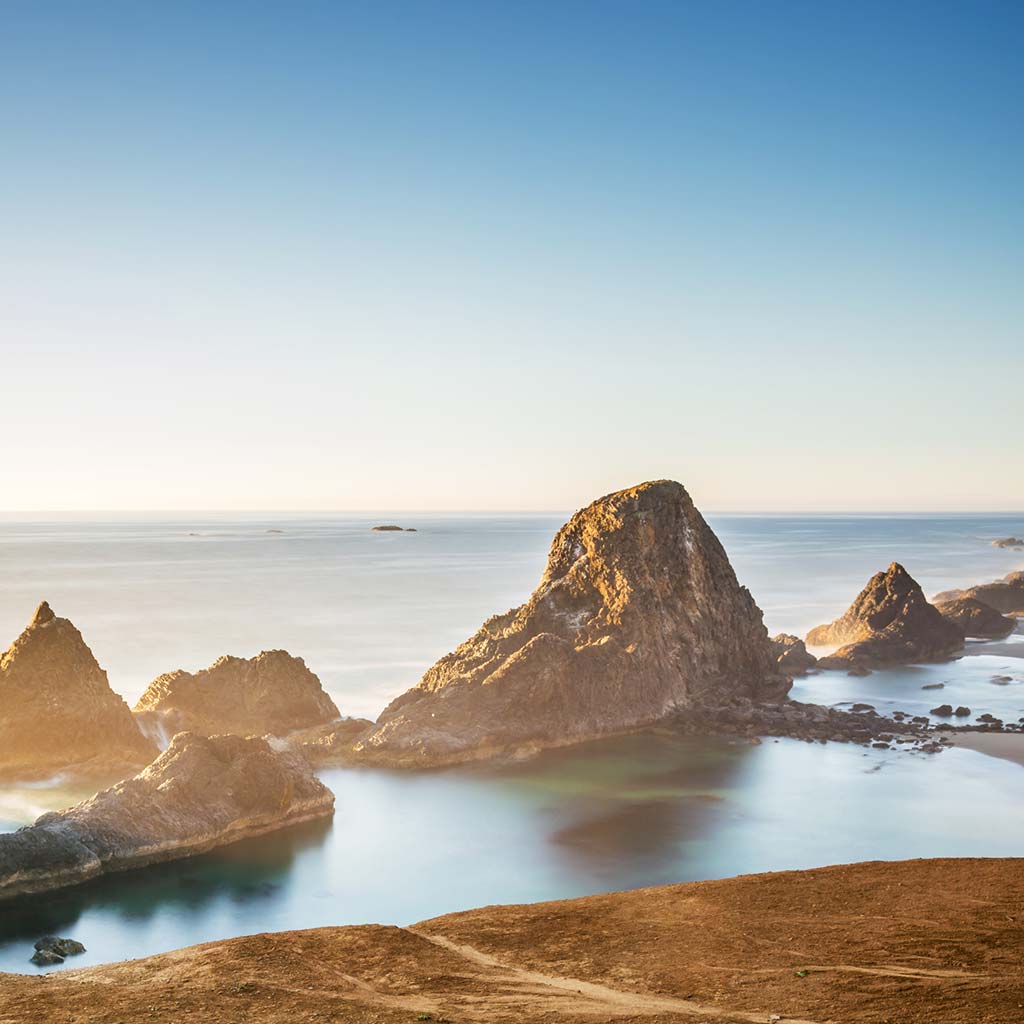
[933,572,1024,616]
[348,481,790,767]
[770,634,817,675]
[808,564,964,671]
[0,733,334,900]
[930,705,954,716]
[35,937,86,957]
[934,598,1016,639]
[0,602,157,780]
[134,651,340,743]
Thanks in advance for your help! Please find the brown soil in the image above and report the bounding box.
[2,858,1022,1023]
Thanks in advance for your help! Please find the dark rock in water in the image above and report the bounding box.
[930,705,954,716]
[992,537,1024,549]
[35,937,86,957]
[978,713,1000,723]
[347,481,791,767]
[934,598,1016,640]
[991,675,1013,685]
[847,666,872,677]
[921,682,945,690]
[0,733,334,900]
[954,706,971,717]
[0,602,158,780]
[134,651,340,741]
[809,564,964,671]
[911,715,930,724]
[770,634,817,676]
[371,524,409,532]
[30,948,64,966]
[933,572,1024,615]
[851,703,875,712]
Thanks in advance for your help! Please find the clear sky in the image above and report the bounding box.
[1,1,1021,512]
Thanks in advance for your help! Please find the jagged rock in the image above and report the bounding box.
[992,537,1024,549]
[347,481,790,767]
[933,572,1024,615]
[0,602,157,780]
[34,937,85,957]
[808,564,964,671]
[0,733,333,900]
[934,597,1016,639]
[770,634,817,675]
[133,651,340,743]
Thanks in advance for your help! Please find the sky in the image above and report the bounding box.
[1,0,1021,512]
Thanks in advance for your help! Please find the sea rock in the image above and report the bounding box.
[30,949,64,966]
[933,572,1024,615]
[285,716,376,761]
[934,598,1016,640]
[0,602,157,780]
[35,937,86,957]
[930,704,954,716]
[954,706,971,717]
[0,733,334,900]
[134,651,340,743]
[770,634,817,675]
[371,525,411,532]
[348,481,791,767]
[808,564,964,671]
[992,537,1024,549]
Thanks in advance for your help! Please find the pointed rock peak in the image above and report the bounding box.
[30,601,55,627]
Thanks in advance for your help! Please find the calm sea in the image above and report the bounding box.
[0,511,1021,972]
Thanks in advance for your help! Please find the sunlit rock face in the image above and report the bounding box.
[134,651,340,744]
[809,563,964,671]
[770,634,817,676]
[0,732,334,899]
[934,597,1016,640]
[0,602,157,780]
[934,571,1024,616]
[349,480,789,767]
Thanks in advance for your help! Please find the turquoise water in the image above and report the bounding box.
[0,512,1022,972]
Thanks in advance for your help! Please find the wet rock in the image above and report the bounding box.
[809,564,963,671]
[35,937,86,957]
[934,597,1016,640]
[992,537,1024,549]
[954,706,971,717]
[30,949,64,966]
[851,703,875,712]
[921,682,945,690]
[991,675,1013,685]
[930,704,954,716]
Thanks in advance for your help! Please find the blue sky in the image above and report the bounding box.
[1,1,1021,510]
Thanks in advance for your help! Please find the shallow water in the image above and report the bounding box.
[0,511,1022,973]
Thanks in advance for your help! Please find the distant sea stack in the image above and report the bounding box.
[0,602,157,780]
[809,563,964,671]
[933,572,1024,616]
[933,597,1016,640]
[371,524,417,532]
[134,651,340,743]
[348,481,790,767]
[0,733,334,900]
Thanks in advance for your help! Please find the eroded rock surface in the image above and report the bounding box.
[0,602,157,780]
[0,733,333,900]
[934,571,1024,616]
[134,651,340,743]
[348,481,790,766]
[770,634,817,675]
[808,563,964,671]
[934,597,1016,640]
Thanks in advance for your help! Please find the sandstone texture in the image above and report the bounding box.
[349,481,789,767]
[133,651,340,742]
[934,597,1016,639]
[934,571,1024,616]
[0,602,157,780]
[2,858,1022,1023]
[769,633,817,675]
[0,733,333,900]
[808,563,964,671]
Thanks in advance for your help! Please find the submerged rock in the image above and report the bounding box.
[991,537,1024,549]
[808,564,964,671]
[347,481,790,767]
[934,597,1016,639]
[0,602,157,780]
[134,651,340,742]
[770,634,817,676]
[0,733,334,900]
[933,572,1024,616]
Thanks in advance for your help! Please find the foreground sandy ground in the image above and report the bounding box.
[1,858,1021,1024]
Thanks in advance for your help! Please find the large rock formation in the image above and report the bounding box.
[0,733,333,900]
[808,563,964,671]
[933,572,1024,616]
[0,602,157,780]
[934,597,1016,640]
[133,651,340,744]
[346,481,789,767]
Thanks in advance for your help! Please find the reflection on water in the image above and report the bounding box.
[3,732,1024,974]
